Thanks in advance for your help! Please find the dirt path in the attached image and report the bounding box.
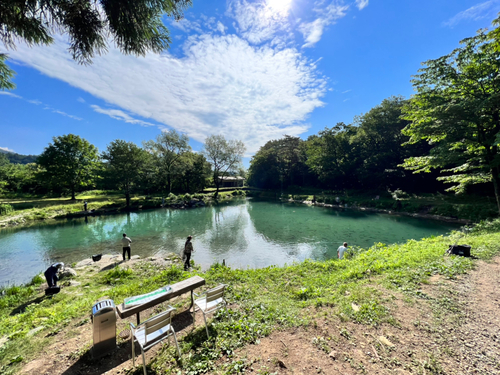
[18,257,500,375]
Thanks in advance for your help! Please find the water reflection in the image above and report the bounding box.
[0,198,459,285]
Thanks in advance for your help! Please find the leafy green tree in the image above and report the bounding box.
[248,136,311,190]
[305,123,360,189]
[175,152,211,193]
[102,140,149,207]
[352,96,438,191]
[401,17,500,213]
[143,130,191,193]
[37,134,100,199]
[202,135,246,197]
[247,143,281,189]
[0,0,192,90]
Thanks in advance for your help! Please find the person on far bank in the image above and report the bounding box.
[122,233,132,261]
[337,242,348,260]
[84,201,88,211]
[44,262,64,288]
[184,235,194,270]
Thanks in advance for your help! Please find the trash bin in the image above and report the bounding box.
[91,299,116,358]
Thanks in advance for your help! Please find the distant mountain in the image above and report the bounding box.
[0,150,38,164]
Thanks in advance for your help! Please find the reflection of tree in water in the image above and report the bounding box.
[248,202,314,244]
[205,202,249,256]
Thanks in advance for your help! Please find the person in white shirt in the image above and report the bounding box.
[337,242,348,259]
[122,233,132,261]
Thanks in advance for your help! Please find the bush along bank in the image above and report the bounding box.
[1,219,500,374]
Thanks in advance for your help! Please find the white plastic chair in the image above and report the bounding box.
[193,284,228,337]
[130,306,180,375]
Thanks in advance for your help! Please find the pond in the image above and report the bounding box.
[0,198,460,286]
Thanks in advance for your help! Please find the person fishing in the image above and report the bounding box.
[183,235,194,270]
[44,262,64,288]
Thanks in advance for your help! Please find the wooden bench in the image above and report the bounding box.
[117,275,205,324]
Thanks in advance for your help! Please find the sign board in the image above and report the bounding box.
[123,286,172,308]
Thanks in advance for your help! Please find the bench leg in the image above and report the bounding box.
[190,290,196,326]
[136,312,140,325]
[189,290,194,311]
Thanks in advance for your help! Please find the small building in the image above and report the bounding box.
[218,176,245,188]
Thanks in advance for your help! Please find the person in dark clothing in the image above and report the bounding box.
[84,201,88,211]
[122,233,132,261]
[44,262,64,287]
[183,235,193,270]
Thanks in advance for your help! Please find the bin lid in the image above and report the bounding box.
[92,299,115,315]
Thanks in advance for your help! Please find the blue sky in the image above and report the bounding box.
[1,0,500,164]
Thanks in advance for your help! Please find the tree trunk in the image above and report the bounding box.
[126,192,131,208]
[491,166,500,215]
[214,172,220,198]
[71,188,76,200]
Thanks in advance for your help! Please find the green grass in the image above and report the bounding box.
[1,219,499,374]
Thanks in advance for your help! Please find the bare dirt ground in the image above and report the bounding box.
[19,257,500,375]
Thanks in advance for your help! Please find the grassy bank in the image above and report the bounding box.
[0,190,247,227]
[1,219,499,374]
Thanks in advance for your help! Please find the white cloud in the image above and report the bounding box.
[443,0,500,27]
[216,21,226,34]
[91,105,155,127]
[77,97,85,103]
[0,92,22,99]
[8,33,325,154]
[170,17,203,33]
[355,0,369,10]
[0,146,14,153]
[227,0,292,44]
[1,91,82,120]
[46,108,82,121]
[299,2,349,48]
[342,89,351,93]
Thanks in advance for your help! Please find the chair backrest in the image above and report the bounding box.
[144,308,174,341]
[206,284,226,303]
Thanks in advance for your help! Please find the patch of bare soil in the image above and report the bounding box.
[19,257,500,375]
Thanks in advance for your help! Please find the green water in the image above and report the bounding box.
[0,198,460,285]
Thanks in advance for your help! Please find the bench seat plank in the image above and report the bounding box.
[117,275,205,320]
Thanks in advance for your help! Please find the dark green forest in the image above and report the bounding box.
[0,150,38,164]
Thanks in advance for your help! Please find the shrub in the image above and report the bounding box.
[0,204,14,216]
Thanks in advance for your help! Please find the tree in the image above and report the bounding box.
[102,140,149,207]
[0,0,192,90]
[175,152,211,193]
[305,123,360,189]
[143,130,190,193]
[247,136,311,190]
[37,134,100,199]
[401,17,500,213]
[202,135,246,197]
[352,96,438,191]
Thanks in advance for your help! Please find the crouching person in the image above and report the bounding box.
[44,262,64,288]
